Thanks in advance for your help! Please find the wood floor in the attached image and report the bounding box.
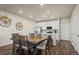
[51,40,78,55]
[0,40,78,55]
[0,44,12,55]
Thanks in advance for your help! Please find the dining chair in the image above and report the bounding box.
[29,33,34,38]
[36,39,48,55]
[11,33,19,54]
[45,35,53,55]
[19,35,28,54]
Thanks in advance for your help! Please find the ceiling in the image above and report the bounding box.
[0,4,76,22]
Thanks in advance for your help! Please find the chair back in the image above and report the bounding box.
[29,33,34,38]
[12,33,19,44]
[19,35,28,48]
[37,39,48,49]
[35,34,41,38]
[12,33,19,39]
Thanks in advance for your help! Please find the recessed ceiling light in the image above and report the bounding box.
[43,14,46,17]
[36,18,40,21]
[19,10,22,14]
[29,15,32,18]
[47,11,50,14]
[40,4,44,6]
[51,16,54,19]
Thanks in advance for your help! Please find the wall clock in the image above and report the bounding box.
[16,22,23,31]
[0,16,11,27]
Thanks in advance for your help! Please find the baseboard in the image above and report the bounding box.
[0,44,12,48]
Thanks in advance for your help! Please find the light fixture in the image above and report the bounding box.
[40,3,44,7]
[47,11,50,14]
[19,10,22,14]
[29,14,32,18]
[36,18,40,21]
[51,16,54,19]
[43,14,46,17]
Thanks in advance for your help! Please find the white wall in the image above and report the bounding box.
[0,10,36,46]
[61,18,71,40]
[70,5,79,53]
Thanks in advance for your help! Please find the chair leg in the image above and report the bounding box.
[12,43,17,55]
[48,46,51,55]
[40,49,46,55]
[24,49,28,55]
[45,49,47,55]
[12,45,15,54]
[33,48,37,55]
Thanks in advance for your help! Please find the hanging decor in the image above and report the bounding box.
[0,16,11,27]
[16,22,23,31]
